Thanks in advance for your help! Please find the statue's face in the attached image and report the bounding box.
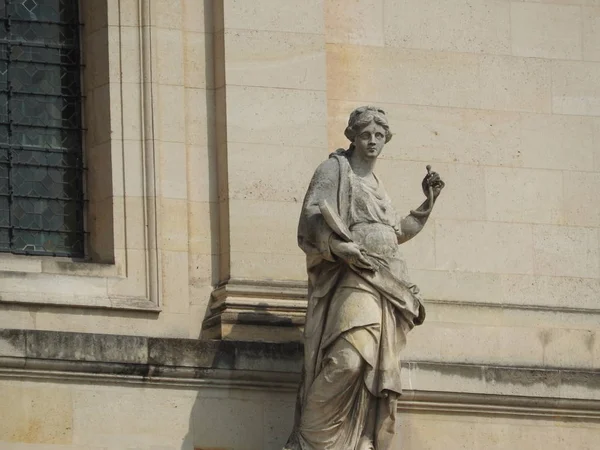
[353,121,386,160]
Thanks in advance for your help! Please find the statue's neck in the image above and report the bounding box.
[348,151,376,178]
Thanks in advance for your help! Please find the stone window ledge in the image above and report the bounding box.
[1,329,600,420]
[0,253,122,278]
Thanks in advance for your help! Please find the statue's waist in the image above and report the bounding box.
[350,222,398,257]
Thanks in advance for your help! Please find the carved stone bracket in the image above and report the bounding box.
[202,279,308,342]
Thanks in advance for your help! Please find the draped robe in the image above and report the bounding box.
[284,150,426,450]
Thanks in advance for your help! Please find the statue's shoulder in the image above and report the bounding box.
[328,148,349,160]
[313,149,347,179]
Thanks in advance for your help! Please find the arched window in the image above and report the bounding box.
[0,0,84,257]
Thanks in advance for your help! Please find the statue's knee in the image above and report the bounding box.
[327,345,363,379]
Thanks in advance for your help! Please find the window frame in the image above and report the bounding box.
[0,0,161,312]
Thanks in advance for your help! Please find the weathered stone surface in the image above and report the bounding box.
[0,329,26,358]
[26,330,148,365]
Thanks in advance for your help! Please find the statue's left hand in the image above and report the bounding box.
[422,170,445,200]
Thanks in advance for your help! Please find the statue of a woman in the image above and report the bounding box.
[284,106,445,450]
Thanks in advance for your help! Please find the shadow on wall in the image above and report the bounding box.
[180,387,296,450]
[182,302,301,449]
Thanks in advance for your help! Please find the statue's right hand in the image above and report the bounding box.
[330,238,375,270]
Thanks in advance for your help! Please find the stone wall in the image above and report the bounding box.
[1,329,599,449]
[0,0,599,449]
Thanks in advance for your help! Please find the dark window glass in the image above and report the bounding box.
[0,0,84,257]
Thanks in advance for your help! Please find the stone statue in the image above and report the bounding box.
[283,106,445,450]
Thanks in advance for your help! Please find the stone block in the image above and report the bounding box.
[185,87,215,146]
[480,55,552,113]
[86,142,115,202]
[0,329,25,358]
[405,322,545,366]
[264,399,296,450]
[224,85,327,148]
[25,330,148,364]
[33,307,151,337]
[118,0,140,28]
[384,0,510,54]
[410,269,504,304]
[72,386,195,447]
[533,225,600,278]
[595,118,600,171]
[398,413,600,450]
[511,2,582,60]
[123,196,147,250]
[541,328,595,369]
[230,251,306,280]
[552,60,600,116]
[327,44,481,109]
[519,113,596,171]
[584,7,600,61]
[119,26,142,84]
[155,28,185,85]
[184,31,212,89]
[121,86,143,141]
[228,199,300,255]
[430,163,487,222]
[106,250,148,298]
[183,0,213,33]
[223,29,325,91]
[90,83,121,146]
[148,337,233,368]
[0,255,42,273]
[84,27,111,89]
[222,0,324,34]
[160,250,190,314]
[0,272,108,298]
[0,381,73,445]
[158,141,188,199]
[81,0,108,33]
[122,140,145,197]
[563,171,600,227]
[188,201,216,254]
[500,273,600,310]
[485,167,564,224]
[227,143,327,203]
[325,0,384,46]
[156,85,186,143]
[187,146,216,203]
[0,308,35,331]
[159,198,189,252]
[151,0,183,29]
[400,222,436,271]
[151,313,193,339]
[435,220,534,274]
[192,396,264,450]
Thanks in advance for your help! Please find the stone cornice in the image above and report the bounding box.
[201,278,600,342]
[2,328,600,420]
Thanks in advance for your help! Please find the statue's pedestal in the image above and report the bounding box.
[202,279,307,342]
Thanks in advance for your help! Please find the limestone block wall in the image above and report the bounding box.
[322,0,600,371]
[0,0,219,339]
[0,0,597,433]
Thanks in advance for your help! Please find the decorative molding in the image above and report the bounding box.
[139,0,161,307]
[0,0,161,312]
[397,391,600,420]
[202,278,600,342]
[1,328,600,420]
[202,279,307,341]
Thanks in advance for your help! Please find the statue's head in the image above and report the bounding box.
[344,106,393,145]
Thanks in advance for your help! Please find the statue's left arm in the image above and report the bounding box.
[396,170,445,244]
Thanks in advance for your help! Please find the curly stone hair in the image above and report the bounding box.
[344,106,393,149]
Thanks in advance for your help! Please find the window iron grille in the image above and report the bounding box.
[0,0,85,257]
